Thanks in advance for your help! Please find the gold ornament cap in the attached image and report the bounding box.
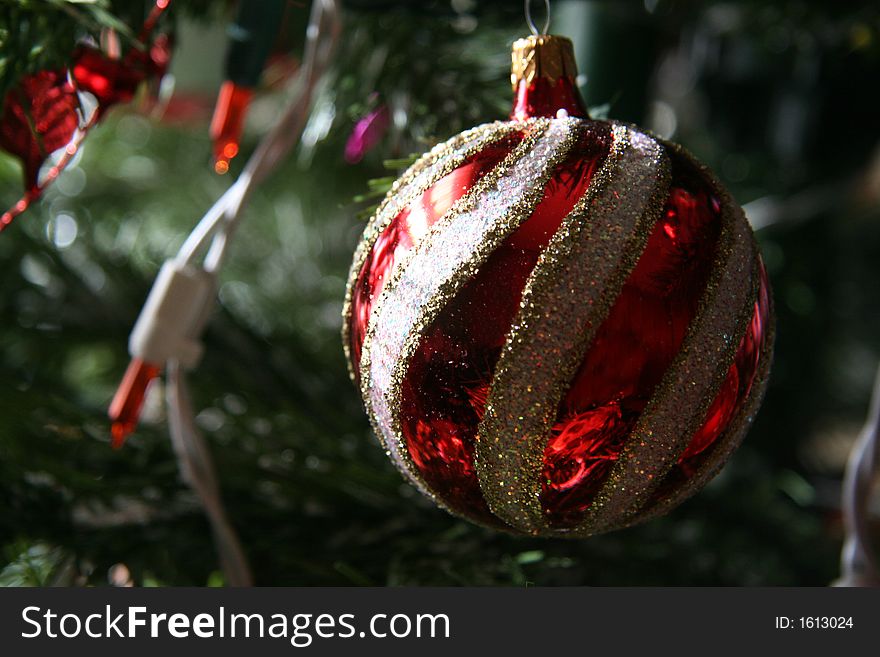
[509,34,588,120]
[510,34,579,92]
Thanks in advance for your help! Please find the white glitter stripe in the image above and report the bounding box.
[475,124,669,534]
[342,122,519,378]
[365,119,578,475]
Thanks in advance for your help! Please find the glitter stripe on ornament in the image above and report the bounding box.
[346,132,528,384]
[637,264,775,524]
[475,124,670,534]
[361,118,581,496]
[357,119,549,498]
[356,119,548,499]
[342,120,522,381]
[576,149,761,537]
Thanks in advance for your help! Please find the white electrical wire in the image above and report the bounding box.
[152,0,341,586]
[174,178,248,269]
[178,0,340,274]
[166,359,253,586]
[835,362,880,587]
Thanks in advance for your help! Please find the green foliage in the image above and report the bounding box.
[1,542,74,586]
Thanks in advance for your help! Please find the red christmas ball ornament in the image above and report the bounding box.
[343,35,774,537]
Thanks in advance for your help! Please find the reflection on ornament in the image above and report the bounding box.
[343,34,774,537]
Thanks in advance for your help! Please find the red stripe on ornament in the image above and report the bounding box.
[357,120,562,515]
[360,119,576,519]
[475,125,670,533]
[540,151,731,530]
[398,122,613,526]
[563,155,764,536]
[346,130,523,381]
[639,260,774,518]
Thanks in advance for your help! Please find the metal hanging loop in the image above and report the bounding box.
[525,0,551,35]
